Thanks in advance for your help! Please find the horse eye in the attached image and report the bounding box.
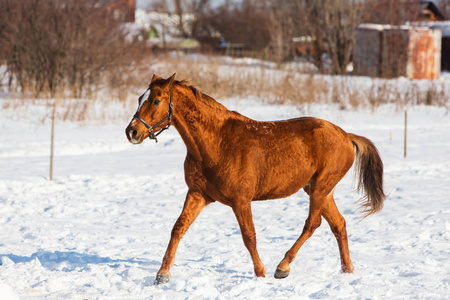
[154,99,161,105]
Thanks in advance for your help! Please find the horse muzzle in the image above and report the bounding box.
[126,122,146,144]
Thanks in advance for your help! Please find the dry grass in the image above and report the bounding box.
[156,56,449,110]
[2,55,449,123]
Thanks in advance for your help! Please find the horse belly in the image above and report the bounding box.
[254,163,314,201]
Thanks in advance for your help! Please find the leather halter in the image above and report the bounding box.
[133,87,173,143]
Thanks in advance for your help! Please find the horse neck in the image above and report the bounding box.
[172,87,228,161]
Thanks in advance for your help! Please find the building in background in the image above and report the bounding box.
[104,0,136,23]
[415,1,450,71]
[418,0,446,21]
[412,22,450,71]
[354,24,441,80]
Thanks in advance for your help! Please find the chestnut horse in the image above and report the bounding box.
[125,74,386,285]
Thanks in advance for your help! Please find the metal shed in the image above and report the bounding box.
[412,21,450,71]
[354,24,442,80]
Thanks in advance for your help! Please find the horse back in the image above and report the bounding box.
[186,115,355,204]
[237,117,354,200]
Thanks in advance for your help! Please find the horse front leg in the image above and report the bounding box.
[232,202,266,277]
[275,193,323,279]
[155,191,211,285]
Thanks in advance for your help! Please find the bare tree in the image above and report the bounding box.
[174,0,186,37]
[151,0,169,50]
[363,0,421,25]
[267,0,296,65]
[0,0,146,98]
[292,0,328,73]
[189,0,366,73]
[188,0,210,14]
[320,0,365,75]
[292,0,365,75]
[191,0,271,52]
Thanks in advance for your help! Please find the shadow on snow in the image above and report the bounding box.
[0,250,160,272]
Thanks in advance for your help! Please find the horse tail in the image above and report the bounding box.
[349,133,386,218]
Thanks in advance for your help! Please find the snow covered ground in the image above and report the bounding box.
[1,97,449,299]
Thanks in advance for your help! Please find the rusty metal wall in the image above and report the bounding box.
[412,21,450,71]
[408,28,441,80]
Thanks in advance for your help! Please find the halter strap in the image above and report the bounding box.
[133,87,173,143]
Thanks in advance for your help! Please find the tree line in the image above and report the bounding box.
[0,0,147,98]
[1,0,449,98]
[172,0,449,73]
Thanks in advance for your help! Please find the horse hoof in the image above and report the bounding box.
[341,262,354,273]
[274,268,290,279]
[154,274,171,285]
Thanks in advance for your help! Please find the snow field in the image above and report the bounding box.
[0,100,449,299]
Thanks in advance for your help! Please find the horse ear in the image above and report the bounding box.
[151,74,162,83]
[166,73,176,87]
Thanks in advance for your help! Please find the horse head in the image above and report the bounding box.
[126,73,176,144]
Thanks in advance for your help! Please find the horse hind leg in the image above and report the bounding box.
[321,193,354,273]
[275,140,355,279]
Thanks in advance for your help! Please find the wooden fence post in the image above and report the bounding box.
[49,98,58,180]
[404,110,407,158]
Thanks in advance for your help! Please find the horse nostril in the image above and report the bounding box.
[131,130,137,138]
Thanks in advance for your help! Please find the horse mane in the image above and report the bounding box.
[150,78,227,111]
